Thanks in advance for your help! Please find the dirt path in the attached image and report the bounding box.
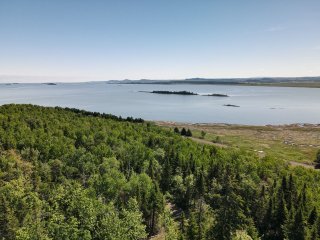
[149,202,183,240]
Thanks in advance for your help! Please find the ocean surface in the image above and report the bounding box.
[1,82,320,125]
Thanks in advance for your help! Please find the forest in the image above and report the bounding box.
[1,104,320,240]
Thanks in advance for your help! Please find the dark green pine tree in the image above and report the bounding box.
[287,174,297,211]
[186,129,192,137]
[261,198,275,239]
[310,217,320,240]
[302,183,307,209]
[308,207,318,226]
[174,127,180,134]
[181,128,187,136]
[147,158,156,180]
[160,158,172,192]
[195,166,205,199]
[255,185,267,233]
[290,208,306,240]
[281,176,292,211]
[281,176,287,195]
[149,182,163,235]
[315,149,320,163]
[275,192,288,240]
[210,175,246,240]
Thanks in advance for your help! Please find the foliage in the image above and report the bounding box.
[0,104,320,239]
[316,149,320,163]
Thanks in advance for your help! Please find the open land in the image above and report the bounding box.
[156,121,320,167]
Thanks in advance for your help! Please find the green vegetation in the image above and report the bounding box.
[158,122,320,165]
[316,150,320,163]
[1,104,320,239]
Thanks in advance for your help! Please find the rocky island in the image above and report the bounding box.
[204,93,229,97]
[224,104,240,107]
[140,90,198,95]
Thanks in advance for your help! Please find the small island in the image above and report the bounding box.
[43,83,57,86]
[141,90,198,95]
[139,91,231,97]
[224,104,240,107]
[204,93,229,97]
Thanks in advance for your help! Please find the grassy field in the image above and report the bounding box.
[156,122,320,166]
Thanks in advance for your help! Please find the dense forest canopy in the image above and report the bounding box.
[0,104,320,240]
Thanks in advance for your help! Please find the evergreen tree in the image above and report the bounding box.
[161,158,173,192]
[210,175,246,240]
[149,183,164,235]
[186,129,192,137]
[287,174,297,211]
[275,192,288,239]
[290,208,306,240]
[261,198,275,239]
[308,207,318,226]
[181,128,187,136]
[315,149,320,163]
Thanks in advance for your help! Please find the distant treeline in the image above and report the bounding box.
[56,106,145,123]
[109,77,320,88]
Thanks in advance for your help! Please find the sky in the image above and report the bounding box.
[0,0,320,82]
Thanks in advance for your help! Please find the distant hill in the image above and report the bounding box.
[107,77,320,87]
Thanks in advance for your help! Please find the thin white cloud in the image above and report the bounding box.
[265,26,286,32]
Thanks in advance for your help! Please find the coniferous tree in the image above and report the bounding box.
[308,207,318,226]
[262,198,275,239]
[275,192,288,240]
[290,208,306,240]
[186,129,192,137]
[149,183,164,235]
[315,149,320,163]
[287,174,297,211]
[211,175,246,240]
[181,128,187,136]
[161,158,173,192]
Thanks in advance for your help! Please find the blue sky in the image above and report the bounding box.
[0,0,320,82]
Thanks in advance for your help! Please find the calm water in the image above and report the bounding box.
[1,82,320,125]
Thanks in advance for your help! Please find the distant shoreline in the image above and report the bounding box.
[1,76,320,88]
[108,77,320,88]
[117,82,320,88]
